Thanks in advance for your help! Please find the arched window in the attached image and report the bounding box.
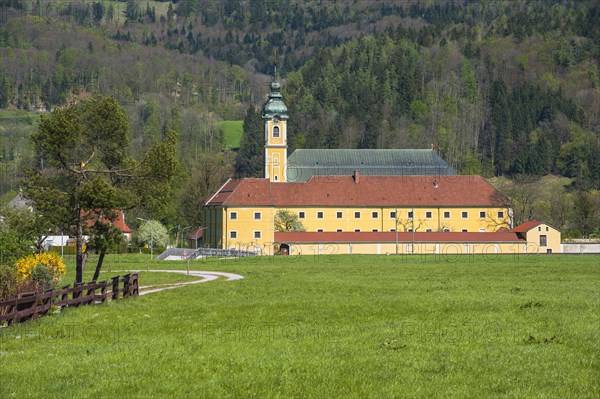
[273,125,280,137]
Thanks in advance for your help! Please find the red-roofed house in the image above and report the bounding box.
[84,210,133,240]
[512,221,561,253]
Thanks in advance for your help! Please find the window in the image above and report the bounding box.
[443,228,451,232]
[425,228,433,232]
[407,228,413,232]
[354,229,361,232]
[298,211,305,219]
[479,211,486,218]
[354,211,361,218]
[390,228,396,232]
[317,211,324,219]
[443,211,450,219]
[538,226,541,231]
[273,125,280,137]
[230,212,237,220]
[372,211,378,218]
[317,229,324,232]
[336,211,343,219]
[372,229,379,232]
[461,229,468,232]
[462,211,468,219]
[230,231,237,239]
[546,226,549,231]
[497,211,504,218]
[274,175,278,181]
[540,235,547,246]
[254,231,261,239]
[425,211,432,219]
[336,229,343,232]
[479,228,486,232]
[254,212,261,220]
[408,211,414,218]
[390,211,396,218]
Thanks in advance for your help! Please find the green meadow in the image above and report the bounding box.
[219,120,243,149]
[1,254,599,398]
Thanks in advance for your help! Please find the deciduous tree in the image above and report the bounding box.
[23,95,177,283]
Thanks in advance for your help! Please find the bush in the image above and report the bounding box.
[16,253,66,286]
[0,264,18,301]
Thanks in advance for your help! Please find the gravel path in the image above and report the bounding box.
[134,270,244,296]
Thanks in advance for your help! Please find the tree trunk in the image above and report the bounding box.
[75,209,84,283]
[92,249,106,282]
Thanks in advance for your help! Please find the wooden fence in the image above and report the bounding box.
[0,273,139,326]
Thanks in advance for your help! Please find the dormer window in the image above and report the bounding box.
[273,125,280,138]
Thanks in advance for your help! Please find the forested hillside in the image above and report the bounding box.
[0,0,598,237]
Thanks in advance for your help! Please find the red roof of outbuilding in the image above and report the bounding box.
[512,221,542,233]
[84,210,132,234]
[274,231,525,243]
[205,175,507,207]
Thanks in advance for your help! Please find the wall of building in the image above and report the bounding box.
[222,206,276,249]
[287,242,529,256]
[523,223,561,253]
[561,243,600,254]
[278,206,510,234]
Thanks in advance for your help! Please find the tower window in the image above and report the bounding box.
[273,125,280,138]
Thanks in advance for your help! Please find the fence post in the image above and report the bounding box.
[130,273,139,297]
[111,276,120,300]
[72,282,83,307]
[99,281,107,303]
[122,274,131,299]
[87,282,96,305]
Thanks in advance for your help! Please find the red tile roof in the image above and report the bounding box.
[83,210,132,234]
[512,221,541,233]
[274,231,525,243]
[205,175,508,207]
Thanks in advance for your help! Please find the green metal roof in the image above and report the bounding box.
[287,149,457,182]
[262,81,289,120]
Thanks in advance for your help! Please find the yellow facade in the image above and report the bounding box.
[265,119,287,182]
[204,204,511,250]
[521,223,561,253]
[277,206,510,233]
[286,242,532,256]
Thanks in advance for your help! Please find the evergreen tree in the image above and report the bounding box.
[234,106,263,178]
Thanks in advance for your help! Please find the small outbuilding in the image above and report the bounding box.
[512,221,561,254]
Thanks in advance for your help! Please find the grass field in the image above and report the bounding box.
[219,120,243,149]
[1,254,599,398]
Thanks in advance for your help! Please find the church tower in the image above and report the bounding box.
[262,77,288,183]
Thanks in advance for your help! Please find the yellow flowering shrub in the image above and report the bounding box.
[16,253,66,283]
